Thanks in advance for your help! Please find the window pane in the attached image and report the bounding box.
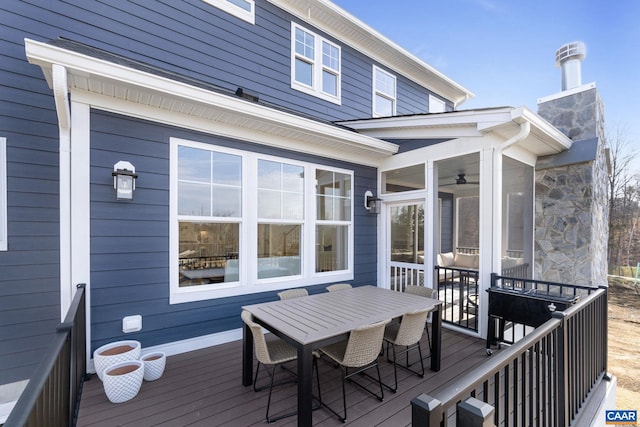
[258,224,301,278]
[390,204,424,263]
[382,164,425,193]
[322,70,338,96]
[457,197,479,249]
[258,160,304,220]
[375,69,395,97]
[295,28,314,59]
[316,225,347,272]
[178,182,211,216]
[226,0,251,11]
[178,146,211,183]
[212,151,241,186]
[375,94,393,116]
[178,222,240,286]
[295,58,313,86]
[212,186,241,217]
[316,170,351,220]
[322,42,339,70]
[283,192,304,220]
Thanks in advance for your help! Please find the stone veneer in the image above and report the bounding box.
[535,85,608,287]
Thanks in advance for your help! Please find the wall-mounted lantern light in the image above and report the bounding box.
[112,161,138,200]
[364,190,381,214]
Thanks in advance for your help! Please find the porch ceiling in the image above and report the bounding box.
[25,38,398,167]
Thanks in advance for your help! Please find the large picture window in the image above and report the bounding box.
[291,23,341,104]
[171,138,353,303]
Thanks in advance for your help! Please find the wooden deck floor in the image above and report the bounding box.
[77,328,488,427]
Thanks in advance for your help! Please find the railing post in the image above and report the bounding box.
[552,311,568,427]
[412,393,442,427]
[457,396,495,427]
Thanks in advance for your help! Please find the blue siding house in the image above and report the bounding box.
[1,0,610,420]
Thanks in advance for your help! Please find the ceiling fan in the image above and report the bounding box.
[442,173,480,186]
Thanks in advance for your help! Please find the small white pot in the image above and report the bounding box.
[141,352,166,381]
[102,360,144,403]
[93,340,141,381]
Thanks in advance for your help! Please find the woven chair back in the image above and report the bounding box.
[342,319,390,368]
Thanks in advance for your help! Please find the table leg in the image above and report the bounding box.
[242,322,253,386]
[297,344,314,426]
[431,303,442,372]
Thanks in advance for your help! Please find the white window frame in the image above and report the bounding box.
[0,137,6,251]
[429,94,446,113]
[291,22,341,105]
[202,0,255,24]
[372,65,396,117]
[170,137,353,303]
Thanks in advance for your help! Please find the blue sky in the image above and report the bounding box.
[334,0,640,150]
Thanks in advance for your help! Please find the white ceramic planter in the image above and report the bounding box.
[93,340,141,381]
[102,360,144,403]
[141,352,166,381]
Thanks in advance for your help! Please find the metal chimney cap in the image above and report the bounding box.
[555,41,586,67]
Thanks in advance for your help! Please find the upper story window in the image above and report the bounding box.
[291,23,341,104]
[373,66,396,117]
[203,0,255,24]
[0,137,6,251]
[171,138,353,303]
[429,94,446,113]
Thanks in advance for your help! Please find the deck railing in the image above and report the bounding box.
[411,283,608,426]
[435,266,479,332]
[5,284,87,427]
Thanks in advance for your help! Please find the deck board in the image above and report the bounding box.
[77,328,489,426]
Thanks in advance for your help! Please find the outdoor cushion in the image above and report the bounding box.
[454,253,477,269]
[439,252,455,267]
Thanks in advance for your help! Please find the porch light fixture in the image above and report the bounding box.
[112,161,138,200]
[364,190,381,214]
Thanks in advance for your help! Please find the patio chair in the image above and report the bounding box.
[277,288,309,300]
[241,310,321,423]
[404,285,438,353]
[318,319,390,423]
[326,283,352,292]
[383,308,430,392]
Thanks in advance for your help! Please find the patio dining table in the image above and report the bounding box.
[241,285,443,426]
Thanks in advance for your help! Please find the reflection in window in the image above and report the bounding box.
[257,160,303,279]
[382,164,425,193]
[178,222,240,286]
[177,146,242,287]
[316,169,351,272]
[316,225,347,272]
[390,204,424,263]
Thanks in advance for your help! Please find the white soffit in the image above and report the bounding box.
[339,107,572,156]
[24,39,398,167]
[267,0,474,107]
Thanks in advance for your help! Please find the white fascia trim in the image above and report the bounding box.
[24,39,397,165]
[266,0,474,107]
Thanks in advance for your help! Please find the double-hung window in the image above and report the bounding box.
[315,170,351,272]
[291,23,341,104]
[373,66,396,117]
[202,0,254,24]
[171,138,353,303]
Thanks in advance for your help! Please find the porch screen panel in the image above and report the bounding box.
[316,170,351,272]
[257,160,303,279]
[177,146,242,287]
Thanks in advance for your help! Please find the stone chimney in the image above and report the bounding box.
[537,42,605,142]
[534,42,609,288]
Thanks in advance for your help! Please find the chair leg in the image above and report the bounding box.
[385,341,425,393]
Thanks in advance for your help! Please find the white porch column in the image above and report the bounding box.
[478,147,497,340]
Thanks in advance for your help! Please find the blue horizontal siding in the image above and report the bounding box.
[89,110,377,351]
